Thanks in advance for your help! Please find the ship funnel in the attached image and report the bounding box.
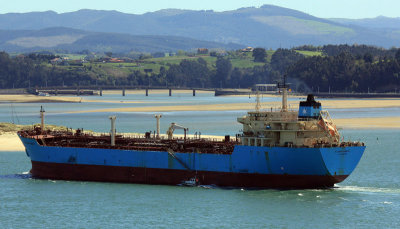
[298,94,321,119]
[154,114,162,139]
[40,106,45,133]
[109,116,116,146]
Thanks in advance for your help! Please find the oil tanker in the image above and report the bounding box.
[18,84,365,189]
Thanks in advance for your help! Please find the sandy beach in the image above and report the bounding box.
[335,116,400,129]
[0,94,82,103]
[0,133,24,151]
[1,93,399,109]
[65,98,400,114]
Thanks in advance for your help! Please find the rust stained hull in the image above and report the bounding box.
[31,161,347,189]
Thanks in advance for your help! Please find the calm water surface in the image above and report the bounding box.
[0,93,399,228]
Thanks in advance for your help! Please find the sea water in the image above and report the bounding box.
[0,93,399,228]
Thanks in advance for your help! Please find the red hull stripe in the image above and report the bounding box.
[31,161,347,189]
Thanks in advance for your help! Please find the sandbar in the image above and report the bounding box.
[0,95,82,103]
[0,133,24,151]
[335,116,400,129]
[65,98,400,114]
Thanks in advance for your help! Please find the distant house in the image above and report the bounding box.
[109,58,124,63]
[197,48,209,54]
[50,58,63,65]
[100,57,124,63]
[241,47,254,52]
[50,57,70,66]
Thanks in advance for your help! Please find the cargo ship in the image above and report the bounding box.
[18,84,365,189]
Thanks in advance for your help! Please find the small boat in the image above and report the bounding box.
[180,177,198,187]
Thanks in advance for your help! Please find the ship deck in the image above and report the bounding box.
[18,129,237,154]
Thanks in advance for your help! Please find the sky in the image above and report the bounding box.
[0,0,399,19]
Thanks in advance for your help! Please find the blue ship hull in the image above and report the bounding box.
[19,135,365,189]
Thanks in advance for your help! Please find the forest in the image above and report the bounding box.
[0,44,400,93]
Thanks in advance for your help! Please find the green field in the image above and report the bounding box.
[56,50,322,75]
[294,50,323,56]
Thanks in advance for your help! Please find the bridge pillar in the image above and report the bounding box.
[169,88,172,96]
[146,88,149,96]
[193,89,196,96]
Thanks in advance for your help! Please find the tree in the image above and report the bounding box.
[252,48,267,62]
[214,57,232,88]
[363,53,373,63]
[395,49,400,63]
[271,48,304,74]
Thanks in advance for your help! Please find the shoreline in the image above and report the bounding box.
[1,92,400,106]
[0,95,82,103]
[64,99,400,114]
[0,133,24,151]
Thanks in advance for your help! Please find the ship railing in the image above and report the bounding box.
[35,130,240,144]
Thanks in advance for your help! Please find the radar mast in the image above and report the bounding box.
[278,75,289,112]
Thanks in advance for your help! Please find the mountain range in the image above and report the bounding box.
[0,4,399,53]
[0,27,242,53]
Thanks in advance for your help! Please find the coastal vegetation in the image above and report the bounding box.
[0,44,399,93]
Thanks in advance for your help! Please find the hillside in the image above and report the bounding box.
[0,5,399,48]
[0,27,244,53]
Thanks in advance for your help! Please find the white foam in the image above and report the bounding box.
[336,185,400,194]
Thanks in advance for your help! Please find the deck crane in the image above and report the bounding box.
[166,123,188,140]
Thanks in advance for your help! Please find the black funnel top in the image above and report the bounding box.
[307,94,316,103]
[300,94,321,107]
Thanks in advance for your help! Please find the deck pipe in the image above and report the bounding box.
[40,106,45,133]
[154,114,162,139]
[109,116,116,146]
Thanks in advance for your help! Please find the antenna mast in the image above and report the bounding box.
[255,87,261,112]
[278,75,289,112]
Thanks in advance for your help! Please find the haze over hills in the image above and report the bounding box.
[0,4,399,53]
[329,16,400,29]
[0,27,243,53]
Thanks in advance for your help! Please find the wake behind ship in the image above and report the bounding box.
[18,85,365,189]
